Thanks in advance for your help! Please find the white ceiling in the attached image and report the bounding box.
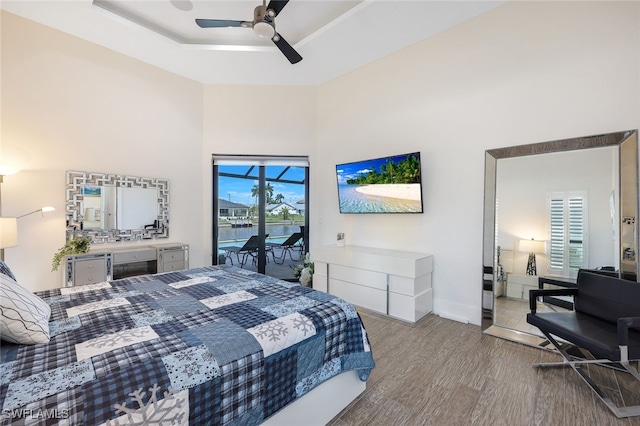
[1,0,506,86]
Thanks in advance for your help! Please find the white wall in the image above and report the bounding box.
[1,12,204,291]
[200,85,316,264]
[314,1,639,324]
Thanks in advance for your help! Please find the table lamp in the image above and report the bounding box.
[519,238,545,275]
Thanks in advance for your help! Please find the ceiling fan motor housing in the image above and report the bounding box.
[253,5,276,38]
[253,5,267,21]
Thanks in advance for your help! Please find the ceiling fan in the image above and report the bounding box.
[195,0,302,64]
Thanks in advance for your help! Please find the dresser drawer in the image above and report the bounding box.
[161,260,186,272]
[506,282,523,299]
[160,250,186,263]
[331,264,387,291]
[508,274,538,286]
[113,249,156,264]
[74,258,107,286]
[329,278,387,314]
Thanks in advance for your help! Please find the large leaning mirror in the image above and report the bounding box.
[482,130,639,346]
[66,170,169,243]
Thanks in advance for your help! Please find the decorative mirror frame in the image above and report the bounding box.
[481,130,639,346]
[66,170,170,243]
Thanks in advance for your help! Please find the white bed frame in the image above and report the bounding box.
[262,370,365,425]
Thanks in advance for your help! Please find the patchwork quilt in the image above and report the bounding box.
[0,265,375,425]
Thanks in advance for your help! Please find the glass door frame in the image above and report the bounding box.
[212,155,309,276]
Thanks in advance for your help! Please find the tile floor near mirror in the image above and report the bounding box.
[493,297,569,338]
[328,310,640,426]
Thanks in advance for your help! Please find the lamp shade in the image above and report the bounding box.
[0,217,18,249]
[519,239,545,254]
[0,165,20,176]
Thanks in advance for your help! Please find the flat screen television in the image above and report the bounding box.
[336,152,424,214]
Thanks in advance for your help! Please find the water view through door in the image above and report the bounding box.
[212,156,309,281]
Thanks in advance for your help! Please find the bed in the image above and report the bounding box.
[0,264,375,425]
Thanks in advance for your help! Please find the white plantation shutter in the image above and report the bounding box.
[547,192,587,277]
[549,197,565,270]
[568,196,584,270]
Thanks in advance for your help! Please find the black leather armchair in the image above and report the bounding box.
[527,270,640,418]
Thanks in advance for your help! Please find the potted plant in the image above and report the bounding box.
[51,236,91,271]
[291,252,314,287]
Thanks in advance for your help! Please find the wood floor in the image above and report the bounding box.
[327,310,640,426]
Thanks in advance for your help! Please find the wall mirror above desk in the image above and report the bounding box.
[481,130,639,347]
[66,170,169,243]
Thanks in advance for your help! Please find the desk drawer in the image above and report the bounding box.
[74,258,107,286]
[113,249,156,264]
[161,260,186,272]
[161,250,186,263]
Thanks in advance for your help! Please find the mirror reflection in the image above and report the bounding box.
[81,185,158,230]
[494,146,617,335]
[482,130,639,345]
[66,170,169,243]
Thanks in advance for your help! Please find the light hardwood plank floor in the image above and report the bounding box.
[327,311,640,426]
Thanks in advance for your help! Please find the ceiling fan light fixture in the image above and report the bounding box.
[253,21,275,38]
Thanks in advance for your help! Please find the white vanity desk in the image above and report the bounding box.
[313,245,433,323]
[64,243,189,287]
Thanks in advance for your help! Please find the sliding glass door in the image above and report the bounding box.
[212,155,309,280]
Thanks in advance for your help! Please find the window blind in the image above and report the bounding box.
[568,196,584,270]
[549,197,565,270]
[212,155,309,167]
[548,192,587,277]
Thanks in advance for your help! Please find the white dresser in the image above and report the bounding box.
[506,273,538,300]
[313,245,433,323]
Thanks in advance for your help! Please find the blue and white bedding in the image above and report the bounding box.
[0,265,375,425]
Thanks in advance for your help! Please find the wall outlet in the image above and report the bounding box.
[337,233,345,246]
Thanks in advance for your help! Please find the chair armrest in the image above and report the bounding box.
[538,276,577,290]
[528,288,578,313]
[617,316,640,346]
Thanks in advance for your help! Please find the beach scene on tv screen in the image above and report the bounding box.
[336,153,423,213]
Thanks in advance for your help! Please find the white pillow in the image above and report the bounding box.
[0,273,51,344]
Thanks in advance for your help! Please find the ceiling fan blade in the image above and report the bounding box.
[272,33,302,64]
[267,0,289,17]
[195,19,247,28]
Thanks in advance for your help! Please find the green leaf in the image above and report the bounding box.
[51,236,91,271]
